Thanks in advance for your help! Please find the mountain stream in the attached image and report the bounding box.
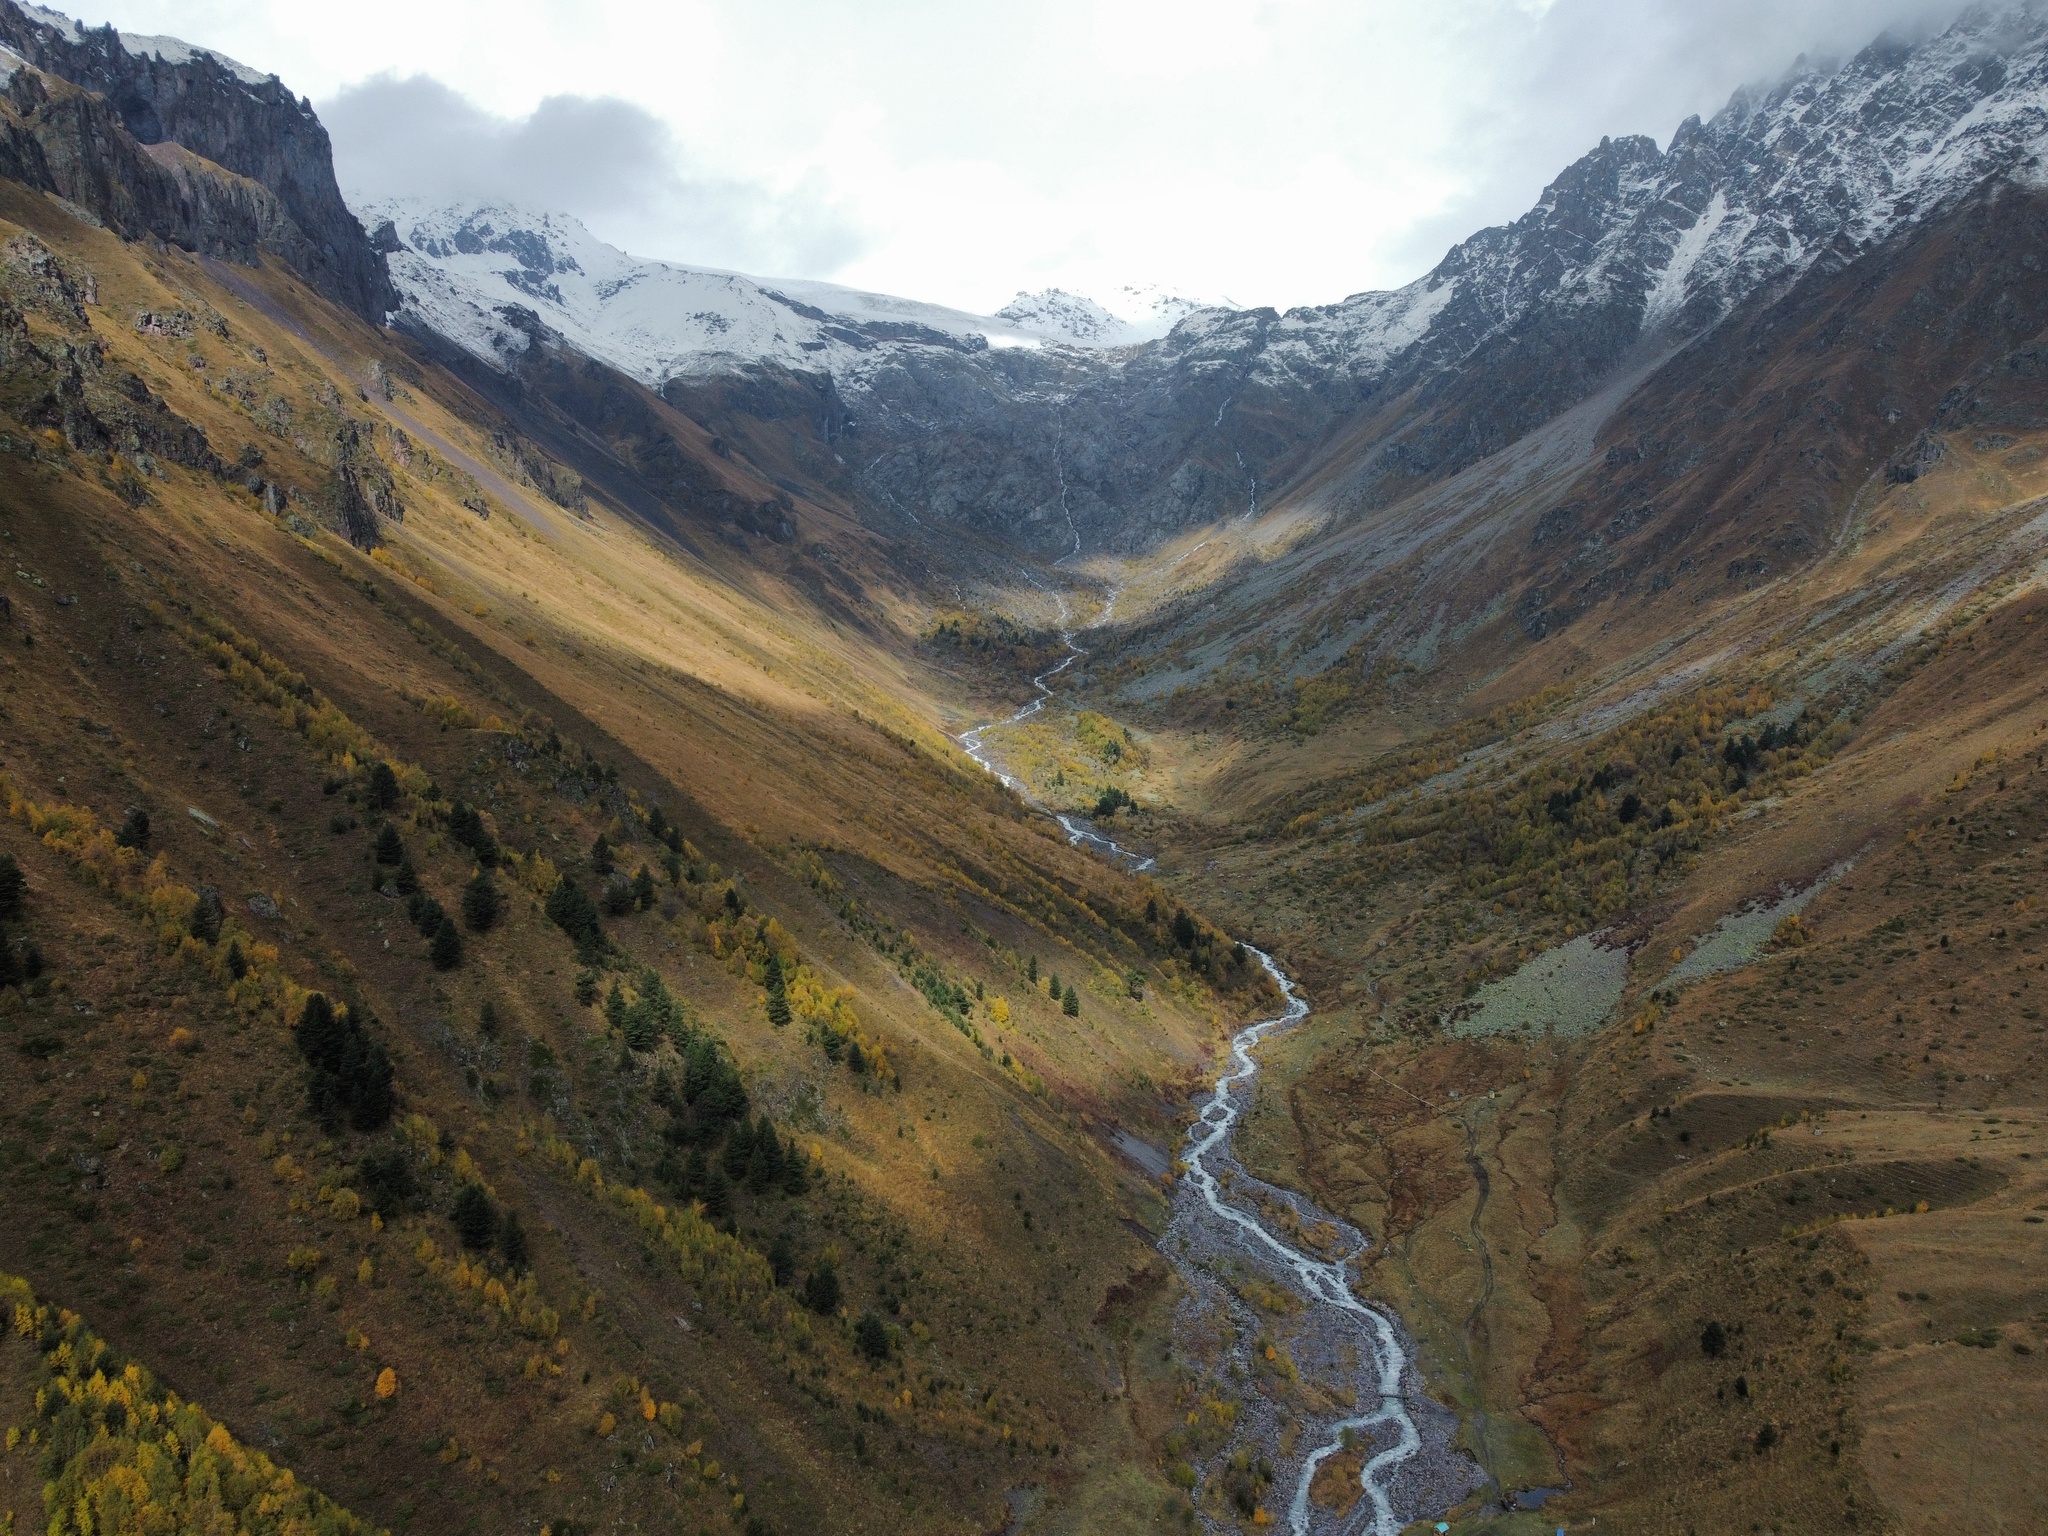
[957,600,1478,1534]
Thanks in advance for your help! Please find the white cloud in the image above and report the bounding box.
[83,0,1977,312]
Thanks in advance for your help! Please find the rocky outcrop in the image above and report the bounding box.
[0,0,393,321]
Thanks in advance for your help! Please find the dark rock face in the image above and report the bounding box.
[0,0,393,321]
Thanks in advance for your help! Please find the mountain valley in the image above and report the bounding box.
[0,4,2045,1535]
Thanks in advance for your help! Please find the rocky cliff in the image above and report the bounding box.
[0,0,392,320]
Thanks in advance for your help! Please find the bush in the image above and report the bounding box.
[373,822,404,865]
[451,1183,496,1250]
[854,1310,890,1362]
[462,869,503,932]
[367,762,400,811]
[803,1260,841,1316]
[429,915,463,970]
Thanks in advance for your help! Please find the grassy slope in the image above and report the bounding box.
[0,186,1266,1536]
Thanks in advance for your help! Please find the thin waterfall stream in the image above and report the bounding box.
[957,592,1479,1534]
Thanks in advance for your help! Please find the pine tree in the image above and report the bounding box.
[225,940,248,981]
[854,1310,890,1362]
[114,806,150,850]
[747,1117,785,1192]
[602,877,634,916]
[574,968,600,1007]
[701,1166,733,1227]
[846,1040,868,1075]
[478,999,500,1037]
[1026,955,1037,984]
[451,1183,496,1250]
[722,1117,756,1181]
[461,869,503,932]
[683,1146,707,1198]
[767,1233,795,1287]
[0,938,19,989]
[764,955,792,1028]
[368,761,401,811]
[803,1260,841,1316]
[373,822,404,865]
[0,853,20,920]
[1062,984,1080,1017]
[429,915,463,970]
[632,863,656,910]
[604,980,628,1034]
[590,833,614,876]
[392,856,419,896]
[498,1209,530,1271]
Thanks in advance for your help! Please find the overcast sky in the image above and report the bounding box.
[87,0,1971,314]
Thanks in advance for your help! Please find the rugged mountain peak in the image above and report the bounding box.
[0,0,393,321]
[995,284,1215,346]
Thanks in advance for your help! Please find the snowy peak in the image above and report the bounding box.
[365,199,1215,389]
[15,2,271,84]
[996,285,1219,346]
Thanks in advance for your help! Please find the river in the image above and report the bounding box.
[957,602,1477,1535]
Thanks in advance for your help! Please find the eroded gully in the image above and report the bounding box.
[957,596,1469,1536]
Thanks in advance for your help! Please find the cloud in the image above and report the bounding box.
[322,73,867,276]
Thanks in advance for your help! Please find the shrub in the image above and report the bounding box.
[462,869,502,932]
[803,1260,841,1316]
[854,1310,890,1362]
[451,1182,497,1250]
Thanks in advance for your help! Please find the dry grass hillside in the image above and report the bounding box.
[0,183,1287,1536]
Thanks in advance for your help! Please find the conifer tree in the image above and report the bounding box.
[0,852,20,920]
[747,1117,785,1192]
[574,968,599,1006]
[602,877,634,916]
[683,1146,708,1197]
[1026,955,1037,983]
[803,1260,841,1316]
[429,915,463,970]
[368,761,401,811]
[701,1166,733,1227]
[604,980,628,1034]
[225,940,248,980]
[847,1040,868,1075]
[590,832,614,876]
[0,937,21,989]
[478,999,500,1037]
[1063,983,1081,1017]
[768,1232,795,1287]
[854,1310,890,1362]
[392,856,419,896]
[498,1209,529,1271]
[632,863,656,910]
[782,1139,810,1196]
[373,822,404,865]
[114,805,150,850]
[461,869,503,932]
[764,955,792,1028]
[722,1117,756,1181]
[451,1183,496,1250]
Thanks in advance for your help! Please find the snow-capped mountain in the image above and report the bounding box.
[363,199,1204,389]
[995,285,1218,346]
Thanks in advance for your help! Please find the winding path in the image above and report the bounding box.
[956,596,1435,1535]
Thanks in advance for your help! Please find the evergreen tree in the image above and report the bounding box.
[722,1117,756,1181]
[846,1040,868,1075]
[803,1260,841,1317]
[357,1145,419,1216]
[601,877,635,917]
[407,890,445,934]
[632,863,657,910]
[1026,955,1037,984]
[429,915,463,971]
[603,980,628,1034]
[451,1183,497,1250]
[701,1166,733,1226]
[590,833,614,876]
[373,822,404,865]
[461,869,503,932]
[854,1310,890,1363]
[767,1233,795,1288]
[447,801,497,865]
[498,1209,530,1271]
[1047,971,1061,999]
[367,761,401,811]
[190,887,225,945]
[392,856,419,896]
[114,806,150,850]
[1062,984,1080,1017]
[0,853,20,920]
[0,938,21,989]
[663,849,683,886]
[225,940,248,981]
[747,1117,785,1192]
[1172,909,1198,948]
[782,1139,810,1196]
[574,968,600,1006]
[683,1146,707,1197]
[545,879,605,961]
[764,955,792,1028]
[478,1000,500,1037]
